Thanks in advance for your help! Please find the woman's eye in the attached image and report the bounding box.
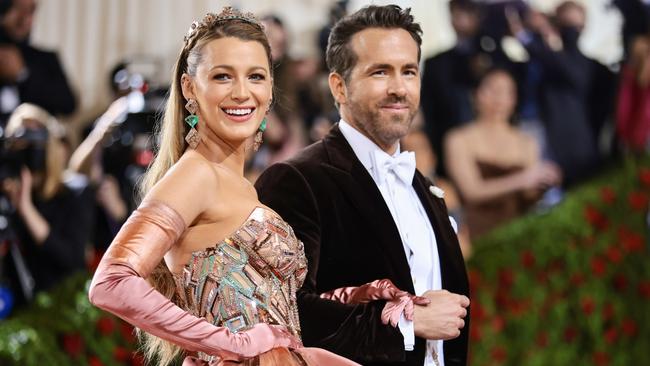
[213,74,230,81]
[250,73,266,81]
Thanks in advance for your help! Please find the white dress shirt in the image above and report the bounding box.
[339,120,450,366]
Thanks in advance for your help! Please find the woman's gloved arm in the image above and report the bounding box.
[320,279,430,327]
[89,200,301,361]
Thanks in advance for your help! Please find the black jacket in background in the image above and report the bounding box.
[0,43,76,124]
[6,184,93,303]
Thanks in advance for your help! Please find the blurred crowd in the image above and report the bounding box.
[1,0,649,316]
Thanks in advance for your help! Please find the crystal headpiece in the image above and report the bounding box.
[183,7,262,47]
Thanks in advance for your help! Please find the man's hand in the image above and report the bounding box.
[413,290,469,340]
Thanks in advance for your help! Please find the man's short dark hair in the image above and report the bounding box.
[325,5,423,82]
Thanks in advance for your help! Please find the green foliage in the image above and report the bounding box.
[468,158,650,366]
[0,275,142,366]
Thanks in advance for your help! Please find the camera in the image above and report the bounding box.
[0,125,48,181]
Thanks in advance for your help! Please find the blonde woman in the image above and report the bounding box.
[2,103,92,303]
[88,7,421,366]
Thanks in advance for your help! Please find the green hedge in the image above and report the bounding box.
[1,158,647,366]
[0,276,143,366]
[467,158,650,366]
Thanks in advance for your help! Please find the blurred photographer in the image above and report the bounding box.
[0,103,91,307]
[0,0,76,126]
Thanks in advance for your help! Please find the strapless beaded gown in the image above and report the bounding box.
[177,207,357,365]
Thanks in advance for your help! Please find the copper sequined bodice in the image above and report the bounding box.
[173,207,307,343]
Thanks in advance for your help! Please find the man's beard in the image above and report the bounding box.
[349,95,416,145]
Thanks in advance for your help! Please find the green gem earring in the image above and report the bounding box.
[184,99,200,148]
[253,117,268,151]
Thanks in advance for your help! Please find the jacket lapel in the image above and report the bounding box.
[320,125,414,292]
[412,172,468,294]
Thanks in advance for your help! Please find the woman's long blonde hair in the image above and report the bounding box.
[136,14,273,366]
[5,103,67,200]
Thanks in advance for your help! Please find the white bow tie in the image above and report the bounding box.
[371,150,416,186]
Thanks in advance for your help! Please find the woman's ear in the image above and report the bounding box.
[180,73,195,101]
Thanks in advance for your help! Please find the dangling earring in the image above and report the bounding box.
[253,117,267,152]
[184,99,200,148]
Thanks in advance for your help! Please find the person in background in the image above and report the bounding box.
[444,69,561,239]
[0,0,76,126]
[617,33,650,152]
[1,103,92,306]
[421,0,484,178]
[506,1,601,185]
[247,15,307,180]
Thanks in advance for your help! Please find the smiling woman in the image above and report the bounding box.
[84,6,415,366]
[180,36,272,147]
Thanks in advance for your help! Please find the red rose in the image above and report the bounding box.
[113,347,130,363]
[622,318,638,337]
[584,206,609,230]
[639,168,650,187]
[605,246,622,264]
[521,250,536,268]
[62,333,84,357]
[600,187,616,204]
[581,296,596,315]
[491,346,507,363]
[593,351,609,366]
[88,356,104,366]
[564,326,578,342]
[613,274,628,292]
[604,327,618,344]
[96,316,115,336]
[590,256,607,277]
[620,230,644,253]
[628,191,649,211]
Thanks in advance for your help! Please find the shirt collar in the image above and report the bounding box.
[338,119,401,173]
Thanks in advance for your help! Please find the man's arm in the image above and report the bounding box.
[255,162,407,363]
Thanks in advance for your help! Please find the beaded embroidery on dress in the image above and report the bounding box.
[173,207,307,362]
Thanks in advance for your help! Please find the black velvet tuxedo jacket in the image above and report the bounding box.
[255,125,469,366]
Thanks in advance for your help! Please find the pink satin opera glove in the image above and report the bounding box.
[88,200,301,362]
[320,279,430,327]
